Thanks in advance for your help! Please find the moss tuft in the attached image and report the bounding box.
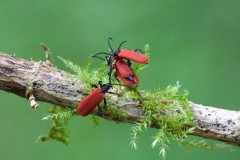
[37,105,78,145]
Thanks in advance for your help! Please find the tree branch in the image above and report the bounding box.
[0,52,239,147]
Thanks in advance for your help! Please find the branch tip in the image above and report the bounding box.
[26,87,39,109]
[41,43,53,66]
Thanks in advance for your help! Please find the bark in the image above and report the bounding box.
[0,53,239,147]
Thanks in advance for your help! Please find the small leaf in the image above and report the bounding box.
[159,148,166,159]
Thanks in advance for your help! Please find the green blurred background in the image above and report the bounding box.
[0,0,239,159]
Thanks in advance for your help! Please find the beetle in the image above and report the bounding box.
[92,37,149,64]
[92,37,148,86]
[77,82,114,116]
[114,59,139,86]
[92,52,140,86]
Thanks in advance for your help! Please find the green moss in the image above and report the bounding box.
[58,56,109,93]
[130,82,232,158]
[37,105,78,145]
[39,45,232,158]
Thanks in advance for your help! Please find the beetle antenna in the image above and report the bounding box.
[92,52,111,57]
[92,55,105,61]
[108,37,114,53]
[117,40,127,51]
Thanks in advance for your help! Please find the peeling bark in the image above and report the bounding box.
[0,53,239,146]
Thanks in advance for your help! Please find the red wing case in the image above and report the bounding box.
[77,88,105,116]
[115,59,134,77]
[115,70,139,87]
[132,72,139,84]
[118,49,149,64]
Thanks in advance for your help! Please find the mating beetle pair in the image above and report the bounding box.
[77,38,149,116]
[93,37,149,86]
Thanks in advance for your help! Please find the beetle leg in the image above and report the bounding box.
[108,71,113,83]
[97,98,107,113]
[97,104,102,113]
[106,55,115,83]
[107,91,119,96]
[134,49,143,53]
[127,60,131,67]
[79,89,88,96]
[105,55,111,65]
[98,81,103,87]
[90,84,98,88]
[103,98,107,110]
[96,97,107,114]
[108,68,114,83]
[114,73,121,83]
